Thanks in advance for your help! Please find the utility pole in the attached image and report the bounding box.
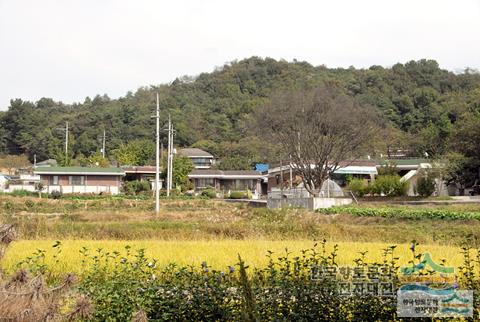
[166,114,172,197]
[289,155,293,189]
[102,130,106,158]
[280,159,284,207]
[34,154,37,169]
[169,121,174,192]
[65,121,69,164]
[154,93,160,215]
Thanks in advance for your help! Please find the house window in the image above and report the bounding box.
[196,178,214,188]
[191,158,212,167]
[234,179,254,190]
[50,175,59,185]
[69,176,85,185]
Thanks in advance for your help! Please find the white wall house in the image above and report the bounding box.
[34,167,125,195]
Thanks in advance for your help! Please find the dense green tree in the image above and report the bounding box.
[0,112,8,152]
[76,152,110,168]
[215,156,253,170]
[112,139,154,166]
[164,155,194,191]
[445,113,480,188]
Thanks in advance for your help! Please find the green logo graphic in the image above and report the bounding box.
[400,252,455,276]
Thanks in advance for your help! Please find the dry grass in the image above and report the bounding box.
[0,225,93,321]
[2,195,480,244]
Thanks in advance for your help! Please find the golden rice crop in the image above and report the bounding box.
[1,239,465,276]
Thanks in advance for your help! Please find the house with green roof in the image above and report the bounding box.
[34,167,125,195]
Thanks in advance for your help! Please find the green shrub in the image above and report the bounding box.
[317,206,480,220]
[416,175,436,197]
[9,189,36,197]
[3,200,14,212]
[76,243,397,321]
[371,175,408,197]
[347,178,369,197]
[24,199,35,209]
[229,191,247,199]
[50,190,62,199]
[122,180,151,196]
[79,247,157,320]
[201,187,216,199]
[377,162,398,175]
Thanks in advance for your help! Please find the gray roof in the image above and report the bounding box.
[189,169,264,179]
[178,148,213,158]
[36,159,57,167]
[375,158,429,166]
[122,166,157,173]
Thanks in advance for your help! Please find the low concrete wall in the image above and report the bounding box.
[45,185,120,195]
[313,197,352,209]
[267,197,312,209]
[267,197,352,210]
[8,184,36,192]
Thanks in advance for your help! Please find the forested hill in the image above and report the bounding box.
[1,57,480,167]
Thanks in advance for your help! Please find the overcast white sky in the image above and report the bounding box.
[0,0,479,110]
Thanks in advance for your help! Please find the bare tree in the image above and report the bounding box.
[259,86,377,196]
[0,154,31,175]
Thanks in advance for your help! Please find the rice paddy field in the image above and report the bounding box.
[1,195,480,275]
[2,239,467,277]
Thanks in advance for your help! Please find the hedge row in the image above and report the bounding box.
[317,206,480,220]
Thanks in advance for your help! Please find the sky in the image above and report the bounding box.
[0,0,479,110]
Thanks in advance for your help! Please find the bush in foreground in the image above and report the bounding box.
[72,241,479,321]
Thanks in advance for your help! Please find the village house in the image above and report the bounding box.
[266,158,455,197]
[376,158,450,196]
[6,173,40,192]
[267,160,378,192]
[34,167,125,195]
[177,148,215,169]
[188,169,265,196]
